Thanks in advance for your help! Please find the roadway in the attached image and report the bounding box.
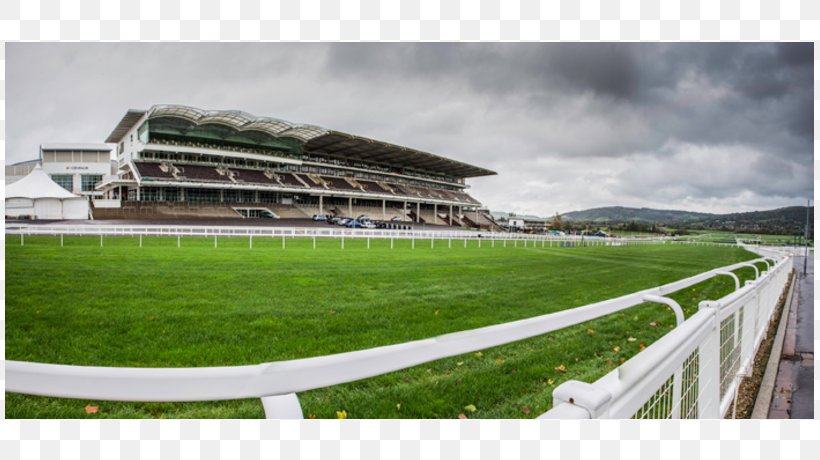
[768,254,814,419]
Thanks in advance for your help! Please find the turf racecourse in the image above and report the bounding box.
[5,235,764,418]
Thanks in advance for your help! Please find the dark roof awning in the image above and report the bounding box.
[305,131,496,178]
[105,110,147,143]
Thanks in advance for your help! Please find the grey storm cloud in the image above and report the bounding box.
[5,42,813,215]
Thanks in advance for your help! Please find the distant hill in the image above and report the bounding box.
[562,206,711,223]
[561,206,813,235]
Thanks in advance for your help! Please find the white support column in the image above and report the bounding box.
[449,205,453,226]
[416,202,420,223]
[382,200,386,220]
[348,197,352,217]
[697,301,722,418]
[404,201,407,222]
[434,204,438,224]
[261,394,303,419]
[319,195,324,215]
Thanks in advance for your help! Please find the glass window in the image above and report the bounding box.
[164,188,180,202]
[140,188,160,201]
[81,175,103,192]
[51,174,74,192]
[185,188,220,203]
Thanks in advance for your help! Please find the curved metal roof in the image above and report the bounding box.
[105,105,496,178]
[147,105,328,142]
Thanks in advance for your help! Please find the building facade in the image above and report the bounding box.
[98,105,497,226]
[39,143,114,199]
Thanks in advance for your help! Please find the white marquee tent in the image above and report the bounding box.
[5,164,89,220]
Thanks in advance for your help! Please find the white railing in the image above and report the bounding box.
[5,223,678,247]
[5,250,783,419]
[540,245,792,419]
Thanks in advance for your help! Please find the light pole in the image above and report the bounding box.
[803,198,811,276]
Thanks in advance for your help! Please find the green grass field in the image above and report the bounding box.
[5,235,764,418]
[676,230,806,246]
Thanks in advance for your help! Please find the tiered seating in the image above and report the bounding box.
[461,211,500,230]
[233,169,275,184]
[134,162,177,180]
[176,164,230,182]
[455,192,481,205]
[322,176,358,191]
[276,173,307,188]
[267,204,309,218]
[357,180,391,194]
[296,174,325,188]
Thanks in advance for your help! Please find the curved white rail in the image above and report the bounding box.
[6,256,770,417]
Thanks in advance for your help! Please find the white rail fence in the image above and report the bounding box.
[5,245,788,419]
[6,224,744,250]
[541,245,792,419]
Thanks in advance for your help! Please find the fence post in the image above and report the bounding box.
[492,239,495,248]
[250,235,253,250]
[412,237,415,249]
[177,234,180,248]
[101,234,104,247]
[342,235,345,250]
[697,301,722,418]
[282,236,285,250]
[431,238,434,249]
[261,394,304,419]
[464,238,467,248]
[21,234,24,246]
[61,234,64,247]
[140,234,143,248]
[368,237,371,249]
[391,237,394,249]
[313,236,316,249]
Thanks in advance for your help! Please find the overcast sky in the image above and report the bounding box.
[6,42,813,215]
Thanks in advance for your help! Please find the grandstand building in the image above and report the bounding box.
[96,104,498,227]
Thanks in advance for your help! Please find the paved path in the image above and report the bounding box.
[768,254,814,418]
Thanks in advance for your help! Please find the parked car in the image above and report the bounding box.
[337,218,351,226]
[260,210,275,219]
[361,221,377,229]
[345,219,363,228]
[312,214,328,221]
[390,216,403,221]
